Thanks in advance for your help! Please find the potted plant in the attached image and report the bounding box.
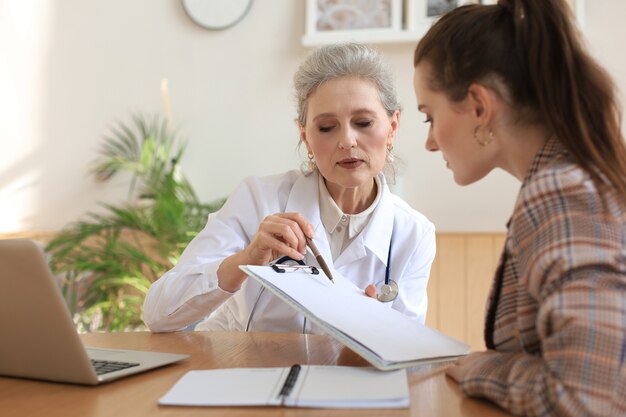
[46,114,224,332]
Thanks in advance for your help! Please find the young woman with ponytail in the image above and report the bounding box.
[412,0,626,415]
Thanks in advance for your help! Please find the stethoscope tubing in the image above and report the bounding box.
[385,237,393,285]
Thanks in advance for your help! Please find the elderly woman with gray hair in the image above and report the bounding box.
[143,43,435,333]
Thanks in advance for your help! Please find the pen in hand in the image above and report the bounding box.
[305,236,335,284]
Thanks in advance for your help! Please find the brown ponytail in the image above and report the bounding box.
[414,0,626,203]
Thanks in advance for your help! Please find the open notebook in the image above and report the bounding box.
[240,265,469,370]
[159,365,409,409]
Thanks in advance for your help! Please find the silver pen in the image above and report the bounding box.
[305,237,335,284]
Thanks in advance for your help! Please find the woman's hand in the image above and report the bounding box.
[364,284,377,298]
[445,351,493,383]
[245,212,314,265]
[217,212,314,292]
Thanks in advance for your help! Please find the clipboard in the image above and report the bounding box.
[239,265,469,371]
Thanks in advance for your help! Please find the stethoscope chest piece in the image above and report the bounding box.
[375,279,398,302]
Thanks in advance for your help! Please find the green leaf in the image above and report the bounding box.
[46,113,225,332]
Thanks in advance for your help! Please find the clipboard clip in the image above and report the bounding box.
[271,256,319,274]
[271,264,319,275]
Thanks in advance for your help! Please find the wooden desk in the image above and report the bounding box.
[0,332,512,417]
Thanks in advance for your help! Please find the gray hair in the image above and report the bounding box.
[293,43,401,127]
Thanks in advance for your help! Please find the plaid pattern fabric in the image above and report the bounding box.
[460,138,626,417]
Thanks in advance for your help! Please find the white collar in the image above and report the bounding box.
[318,174,381,240]
[284,170,394,267]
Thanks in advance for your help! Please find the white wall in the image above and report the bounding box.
[1,0,623,233]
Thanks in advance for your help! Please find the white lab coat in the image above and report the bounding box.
[143,170,436,333]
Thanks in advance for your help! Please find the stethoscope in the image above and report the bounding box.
[245,236,398,331]
[375,237,398,302]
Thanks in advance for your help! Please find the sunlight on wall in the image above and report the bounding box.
[0,172,40,231]
[0,0,52,232]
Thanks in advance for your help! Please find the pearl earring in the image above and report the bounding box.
[386,144,395,163]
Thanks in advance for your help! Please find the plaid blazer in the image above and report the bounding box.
[459,138,626,417]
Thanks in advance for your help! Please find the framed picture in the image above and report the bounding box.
[405,0,481,32]
[304,0,403,39]
[406,0,584,32]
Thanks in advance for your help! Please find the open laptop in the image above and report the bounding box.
[0,239,189,385]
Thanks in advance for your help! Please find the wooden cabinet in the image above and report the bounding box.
[426,233,506,351]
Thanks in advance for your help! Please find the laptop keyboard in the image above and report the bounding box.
[91,359,140,375]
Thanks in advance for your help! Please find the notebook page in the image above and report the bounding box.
[285,366,409,409]
[159,368,287,406]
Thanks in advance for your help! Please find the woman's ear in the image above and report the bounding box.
[298,123,306,142]
[466,84,495,125]
[298,124,311,153]
[387,110,400,147]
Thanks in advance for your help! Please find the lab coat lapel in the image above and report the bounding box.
[284,171,335,269]
[334,174,394,269]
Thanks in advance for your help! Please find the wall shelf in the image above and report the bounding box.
[302,0,457,47]
[301,26,429,47]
